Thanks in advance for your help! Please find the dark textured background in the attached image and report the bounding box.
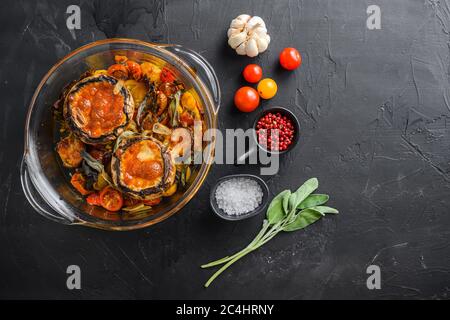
[1,0,450,299]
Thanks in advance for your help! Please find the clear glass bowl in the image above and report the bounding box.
[20,38,220,231]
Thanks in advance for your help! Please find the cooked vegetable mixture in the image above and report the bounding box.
[54,55,203,214]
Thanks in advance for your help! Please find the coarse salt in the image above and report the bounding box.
[215,177,263,216]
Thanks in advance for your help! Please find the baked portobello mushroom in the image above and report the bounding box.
[111,134,176,200]
[63,75,134,144]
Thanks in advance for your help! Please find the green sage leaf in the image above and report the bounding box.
[267,190,290,224]
[291,177,319,209]
[283,208,324,232]
[136,96,148,126]
[282,190,292,214]
[81,151,114,186]
[298,194,329,209]
[288,193,298,212]
[81,150,104,173]
[169,90,182,127]
[311,206,339,214]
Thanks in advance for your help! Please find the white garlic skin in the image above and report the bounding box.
[256,36,269,52]
[228,31,247,49]
[227,14,270,57]
[245,38,259,57]
[236,42,247,55]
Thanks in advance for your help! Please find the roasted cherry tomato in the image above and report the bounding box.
[243,64,263,83]
[86,192,102,206]
[180,111,195,126]
[143,197,162,206]
[161,67,176,82]
[107,64,129,79]
[279,47,302,70]
[257,78,278,99]
[99,186,123,212]
[123,197,140,207]
[234,86,260,112]
[126,60,142,80]
[114,55,128,64]
[159,82,178,96]
[70,173,91,195]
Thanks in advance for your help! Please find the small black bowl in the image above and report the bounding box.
[253,106,300,155]
[210,174,270,221]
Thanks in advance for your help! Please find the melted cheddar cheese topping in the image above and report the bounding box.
[119,140,164,190]
[68,81,126,138]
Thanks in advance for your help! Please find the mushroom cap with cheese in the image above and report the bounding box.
[111,134,176,200]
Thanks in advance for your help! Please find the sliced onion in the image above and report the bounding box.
[153,123,172,135]
[113,80,124,95]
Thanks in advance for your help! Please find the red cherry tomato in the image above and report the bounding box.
[126,60,143,80]
[86,192,102,206]
[107,64,129,79]
[161,67,176,82]
[99,186,123,212]
[279,48,302,70]
[234,87,260,112]
[243,64,263,83]
[143,197,162,206]
[180,111,194,126]
[70,173,91,196]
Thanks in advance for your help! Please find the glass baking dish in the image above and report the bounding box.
[20,38,220,231]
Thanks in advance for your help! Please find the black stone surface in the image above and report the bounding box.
[1,0,450,299]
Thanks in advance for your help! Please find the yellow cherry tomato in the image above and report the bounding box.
[257,78,278,99]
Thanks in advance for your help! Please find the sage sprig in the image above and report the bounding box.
[201,177,338,287]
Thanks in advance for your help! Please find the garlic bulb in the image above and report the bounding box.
[227,15,270,58]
